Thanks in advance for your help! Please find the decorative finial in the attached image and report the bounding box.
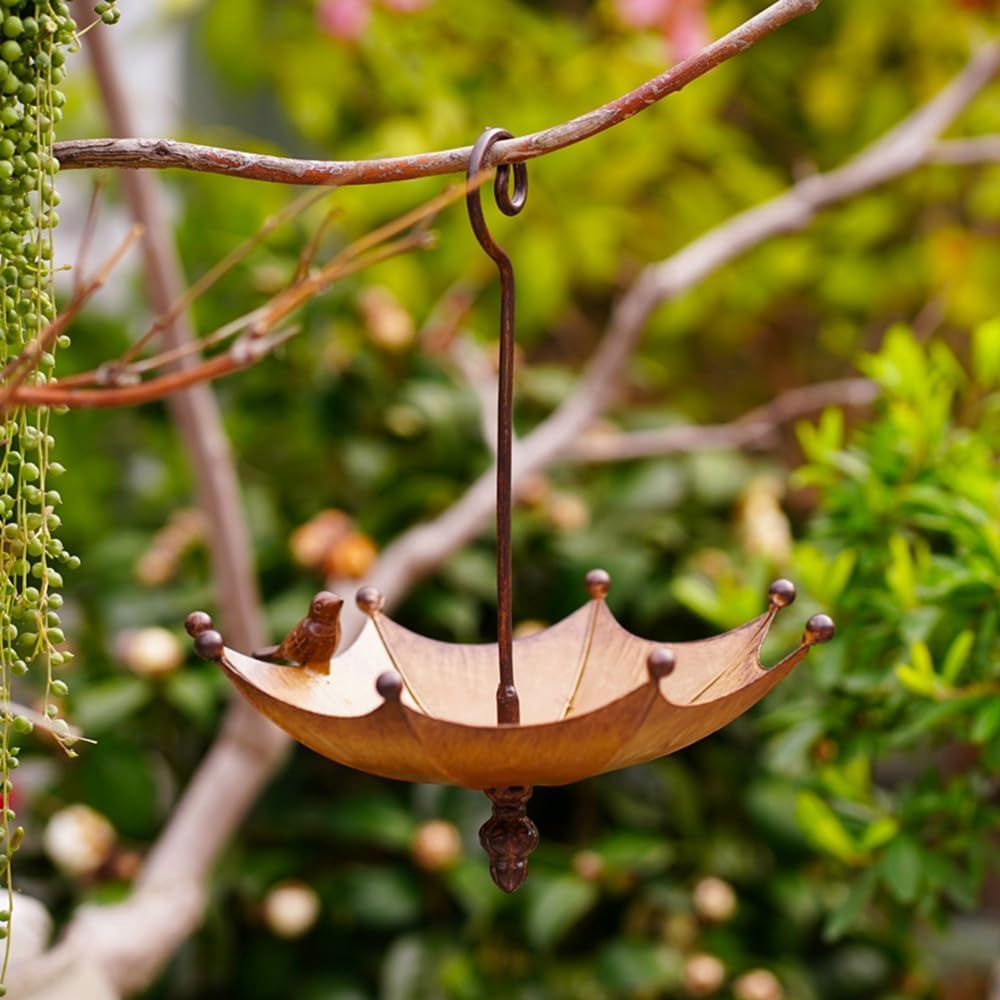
[585,568,611,600]
[767,579,796,609]
[253,591,344,672]
[356,586,385,616]
[479,786,539,893]
[647,647,676,681]
[184,611,213,637]
[193,629,224,662]
[375,670,403,703]
[803,613,835,646]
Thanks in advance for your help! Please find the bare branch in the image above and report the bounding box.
[929,134,1000,165]
[569,377,877,462]
[52,0,821,187]
[450,337,500,456]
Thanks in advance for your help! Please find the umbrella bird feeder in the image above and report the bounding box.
[186,129,835,892]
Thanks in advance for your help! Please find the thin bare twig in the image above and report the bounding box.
[450,336,501,455]
[73,177,107,297]
[52,0,822,187]
[0,225,142,411]
[569,377,877,462]
[9,230,434,409]
[116,187,333,369]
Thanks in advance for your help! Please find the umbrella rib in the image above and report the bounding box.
[371,619,431,716]
[558,601,602,720]
[688,609,776,704]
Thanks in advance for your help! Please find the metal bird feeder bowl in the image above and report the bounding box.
[186,129,835,892]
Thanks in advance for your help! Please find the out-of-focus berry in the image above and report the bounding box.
[411,819,462,872]
[683,953,726,996]
[263,881,321,939]
[43,804,115,877]
[733,969,784,1000]
[692,876,737,922]
[117,627,184,678]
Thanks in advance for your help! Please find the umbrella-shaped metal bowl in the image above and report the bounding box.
[183,130,836,891]
[186,573,833,890]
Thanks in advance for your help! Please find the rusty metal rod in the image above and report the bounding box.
[466,128,528,727]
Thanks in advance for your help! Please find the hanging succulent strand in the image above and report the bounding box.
[0,3,113,992]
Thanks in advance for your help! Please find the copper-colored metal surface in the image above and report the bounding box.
[191,574,832,789]
[479,786,539,893]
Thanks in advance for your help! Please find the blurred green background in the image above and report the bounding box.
[17,0,1000,996]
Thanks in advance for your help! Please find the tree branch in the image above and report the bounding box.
[568,377,877,462]
[51,0,821,187]
[929,135,1000,165]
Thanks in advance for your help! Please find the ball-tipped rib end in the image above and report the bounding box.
[356,586,385,616]
[647,646,676,681]
[768,579,796,609]
[193,629,224,662]
[585,569,611,600]
[803,613,835,646]
[184,611,213,638]
[376,670,403,703]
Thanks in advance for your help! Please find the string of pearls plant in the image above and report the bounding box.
[0,2,115,991]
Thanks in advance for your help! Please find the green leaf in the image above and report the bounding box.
[823,868,878,942]
[795,791,862,864]
[163,670,220,726]
[338,867,421,929]
[909,641,934,677]
[73,676,153,733]
[326,795,418,850]
[972,317,1000,386]
[597,941,681,993]
[970,699,1000,745]
[858,816,899,851]
[894,664,938,698]
[940,630,975,685]
[886,535,916,608]
[524,874,599,950]
[881,836,922,904]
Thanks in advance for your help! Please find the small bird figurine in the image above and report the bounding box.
[254,590,344,673]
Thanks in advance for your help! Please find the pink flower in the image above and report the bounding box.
[317,0,372,41]
[615,0,710,61]
[668,0,710,60]
[616,0,670,29]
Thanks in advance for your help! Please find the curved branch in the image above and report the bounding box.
[569,377,878,462]
[52,0,821,186]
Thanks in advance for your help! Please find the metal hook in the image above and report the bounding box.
[466,127,528,728]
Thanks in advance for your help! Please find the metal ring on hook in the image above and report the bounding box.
[466,127,528,262]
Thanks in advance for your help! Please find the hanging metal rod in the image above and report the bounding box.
[466,128,528,727]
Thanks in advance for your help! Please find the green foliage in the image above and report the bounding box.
[0,0,80,987]
[784,324,1000,938]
